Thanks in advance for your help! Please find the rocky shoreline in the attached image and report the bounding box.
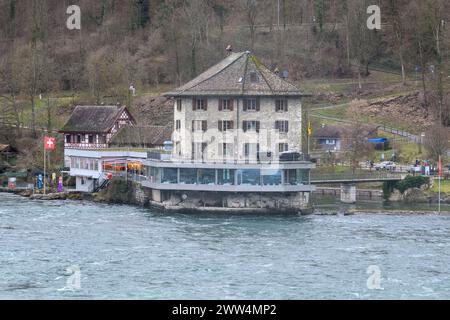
[2,189,449,216]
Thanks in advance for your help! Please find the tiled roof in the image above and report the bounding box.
[110,125,173,147]
[165,52,302,97]
[60,106,134,133]
[313,125,343,139]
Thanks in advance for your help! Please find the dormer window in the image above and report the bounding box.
[250,72,259,83]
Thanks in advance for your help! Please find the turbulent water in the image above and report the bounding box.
[0,193,449,300]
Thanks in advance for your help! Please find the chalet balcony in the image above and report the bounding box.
[64,143,109,150]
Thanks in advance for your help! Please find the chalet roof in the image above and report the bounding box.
[165,52,302,97]
[314,125,379,139]
[110,125,173,147]
[313,125,343,139]
[60,106,134,134]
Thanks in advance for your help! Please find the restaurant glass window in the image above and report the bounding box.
[297,169,310,184]
[262,169,282,186]
[217,169,235,185]
[162,168,178,184]
[284,169,298,185]
[149,167,161,183]
[198,169,216,185]
[238,169,261,186]
[180,169,197,185]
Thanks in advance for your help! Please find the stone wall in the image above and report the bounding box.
[173,97,302,160]
[157,190,312,213]
[96,179,151,207]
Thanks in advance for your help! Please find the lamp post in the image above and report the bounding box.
[419,132,425,155]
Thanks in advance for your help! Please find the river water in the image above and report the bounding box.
[0,193,449,300]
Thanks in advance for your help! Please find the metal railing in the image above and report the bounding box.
[152,155,312,165]
[311,171,404,183]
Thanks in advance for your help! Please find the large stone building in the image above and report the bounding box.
[168,51,303,161]
[142,51,316,214]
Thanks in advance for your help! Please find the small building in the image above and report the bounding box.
[313,125,343,151]
[313,124,380,152]
[60,105,138,192]
[60,105,136,150]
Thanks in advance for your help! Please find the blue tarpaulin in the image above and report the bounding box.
[368,138,388,143]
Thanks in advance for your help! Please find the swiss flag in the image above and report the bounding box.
[44,136,56,151]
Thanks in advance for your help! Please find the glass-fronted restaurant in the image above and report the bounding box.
[146,165,311,187]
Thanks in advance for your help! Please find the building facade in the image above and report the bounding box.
[141,51,316,214]
[60,105,139,192]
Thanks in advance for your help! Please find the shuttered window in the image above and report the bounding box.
[275,99,288,112]
[243,121,260,133]
[275,121,289,133]
[219,99,234,111]
[243,98,260,111]
[218,120,234,132]
[218,143,234,157]
[278,143,289,153]
[192,120,207,132]
[192,98,207,111]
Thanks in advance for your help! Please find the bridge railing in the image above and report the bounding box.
[311,171,404,182]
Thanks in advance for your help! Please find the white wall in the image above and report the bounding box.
[173,97,302,161]
[76,176,95,192]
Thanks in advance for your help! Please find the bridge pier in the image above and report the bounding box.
[341,184,356,204]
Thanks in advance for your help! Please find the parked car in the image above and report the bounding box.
[407,165,422,174]
[279,151,302,162]
[374,161,396,171]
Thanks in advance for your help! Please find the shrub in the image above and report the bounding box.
[395,176,430,193]
[383,176,430,199]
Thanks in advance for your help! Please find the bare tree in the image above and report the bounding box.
[242,0,259,50]
[425,125,449,163]
[343,101,374,173]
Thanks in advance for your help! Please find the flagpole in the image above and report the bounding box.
[439,155,441,213]
[44,138,46,195]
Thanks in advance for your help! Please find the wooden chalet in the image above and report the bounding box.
[60,106,136,149]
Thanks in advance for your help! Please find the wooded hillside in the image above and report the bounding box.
[0,0,449,132]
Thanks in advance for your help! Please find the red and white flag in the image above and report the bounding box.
[44,136,56,151]
[438,155,443,178]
